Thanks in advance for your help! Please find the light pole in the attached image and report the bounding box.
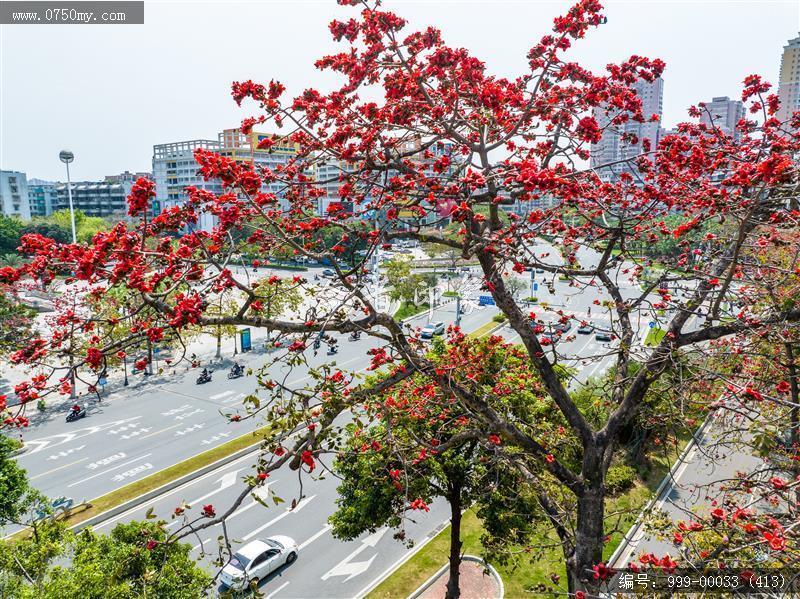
[59,150,78,245]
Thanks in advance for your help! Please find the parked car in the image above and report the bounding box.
[421,321,445,339]
[220,537,299,591]
[321,269,335,277]
[577,322,594,334]
[595,331,612,342]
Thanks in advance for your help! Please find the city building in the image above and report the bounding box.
[778,35,800,122]
[54,179,134,218]
[105,171,151,185]
[27,179,58,217]
[152,129,300,231]
[699,96,745,139]
[0,170,32,220]
[590,78,664,184]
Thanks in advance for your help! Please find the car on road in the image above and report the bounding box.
[595,331,612,342]
[220,536,299,591]
[577,322,594,334]
[420,321,445,339]
[539,331,558,343]
[321,269,336,277]
[553,321,571,333]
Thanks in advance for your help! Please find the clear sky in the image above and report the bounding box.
[1,0,797,181]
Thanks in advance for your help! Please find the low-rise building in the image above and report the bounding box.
[0,170,31,220]
[54,179,133,218]
[27,179,58,217]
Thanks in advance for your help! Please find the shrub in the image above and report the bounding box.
[492,313,508,323]
[606,464,637,495]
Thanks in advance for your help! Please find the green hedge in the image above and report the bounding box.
[606,464,636,495]
[492,313,508,323]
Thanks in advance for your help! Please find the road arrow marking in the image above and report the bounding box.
[25,417,142,455]
[321,527,388,582]
[242,495,316,541]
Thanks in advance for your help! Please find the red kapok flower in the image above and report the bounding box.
[202,504,216,518]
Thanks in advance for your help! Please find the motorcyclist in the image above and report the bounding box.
[71,404,81,413]
[201,368,210,379]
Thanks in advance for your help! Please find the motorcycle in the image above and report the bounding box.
[348,331,361,341]
[326,344,338,356]
[227,365,244,379]
[197,371,212,384]
[66,406,86,423]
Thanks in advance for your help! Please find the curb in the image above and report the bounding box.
[606,411,717,568]
[407,554,504,599]
[69,437,263,534]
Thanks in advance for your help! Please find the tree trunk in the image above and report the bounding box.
[216,325,222,359]
[445,484,463,599]
[568,462,606,594]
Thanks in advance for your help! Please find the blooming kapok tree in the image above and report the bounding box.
[3,0,800,593]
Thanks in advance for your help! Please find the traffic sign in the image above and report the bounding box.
[648,321,655,329]
[533,283,539,291]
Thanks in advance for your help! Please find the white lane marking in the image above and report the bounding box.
[321,527,388,581]
[193,537,212,552]
[92,424,308,531]
[242,495,316,541]
[112,463,153,483]
[165,470,244,528]
[210,390,234,400]
[615,436,703,567]
[24,417,142,455]
[46,445,86,461]
[299,524,332,551]
[175,423,205,436]
[265,581,290,599]
[223,393,246,405]
[67,453,153,488]
[228,484,282,521]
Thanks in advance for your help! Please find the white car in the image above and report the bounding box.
[220,536,299,591]
[420,321,445,339]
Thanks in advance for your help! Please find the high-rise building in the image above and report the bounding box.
[152,129,300,232]
[27,179,58,217]
[699,96,745,139]
[0,170,32,220]
[590,78,664,184]
[778,35,800,122]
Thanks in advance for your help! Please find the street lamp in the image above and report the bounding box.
[58,150,78,245]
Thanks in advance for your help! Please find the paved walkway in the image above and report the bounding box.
[418,560,502,599]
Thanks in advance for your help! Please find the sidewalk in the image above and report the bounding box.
[411,556,504,599]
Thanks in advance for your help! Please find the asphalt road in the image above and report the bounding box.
[610,414,764,568]
[8,301,498,530]
[91,439,451,599]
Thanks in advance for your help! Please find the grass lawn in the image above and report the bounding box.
[368,434,690,599]
[469,320,503,339]
[644,327,666,347]
[395,302,428,321]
